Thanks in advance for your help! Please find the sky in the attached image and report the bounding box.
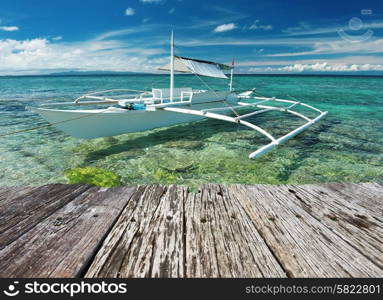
[0,0,383,75]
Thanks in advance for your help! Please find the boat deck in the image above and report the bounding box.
[0,182,382,278]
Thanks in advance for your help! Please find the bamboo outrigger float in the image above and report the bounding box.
[31,32,327,159]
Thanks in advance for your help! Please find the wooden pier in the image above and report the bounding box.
[0,182,382,278]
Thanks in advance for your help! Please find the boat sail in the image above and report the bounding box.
[158,56,231,79]
[30,32,327,159]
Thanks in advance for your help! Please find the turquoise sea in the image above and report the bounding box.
[0,74,382,188]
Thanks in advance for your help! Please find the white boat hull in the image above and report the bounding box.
[33,91,234,139]
[30,89,328,159]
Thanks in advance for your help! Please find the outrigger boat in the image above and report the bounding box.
[31,33,327,159]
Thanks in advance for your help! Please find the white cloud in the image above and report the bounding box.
[0,26,19,32]
[0,37,165,75]
[205,5,248,20]
[283,21,383,36]
[249,20,272,31]
[283,22,312,35]
[267,38,383,57]
[236,55,383,67]
[190,5,247,30]
[142,18,151,23]
[213,23,236,33]
[289,62,383,72]
[93,25,154,41]
[248,62,383,73]
[169,8,175,14]
[178,36,336,47]
[125,8,135,16]
[52,36,63,41]
[179,35,382,58]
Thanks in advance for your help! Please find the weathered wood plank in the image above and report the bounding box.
[0,186,135,278]
[234,184,383,277]
[85,185,185,278]
[184,184,286,277]
[1,182,382,278]
[0,186,39,204]
[307,182,383,218]
[0,184,91,249]
[285,184,383,268]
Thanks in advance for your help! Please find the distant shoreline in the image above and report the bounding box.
[1,73,383,78]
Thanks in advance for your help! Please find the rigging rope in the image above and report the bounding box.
[192,73,240,117]
[231,76,300,103]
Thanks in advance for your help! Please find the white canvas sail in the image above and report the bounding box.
[158,56,231,79]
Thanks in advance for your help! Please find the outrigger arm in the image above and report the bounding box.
[161,96,327,159]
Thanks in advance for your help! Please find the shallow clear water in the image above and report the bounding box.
[0,74,382,188]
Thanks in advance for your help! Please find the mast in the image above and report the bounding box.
[229,58,234,92]
[170,31,174,101]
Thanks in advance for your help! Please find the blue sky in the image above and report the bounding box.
[0,0,382,75]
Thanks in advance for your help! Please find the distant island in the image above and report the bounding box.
[47,70,383,77]
[0,70,382,77]
[48,70,146,76]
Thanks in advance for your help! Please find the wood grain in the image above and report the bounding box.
[285,183,383,268]
[0,186,135,278]
[184,184,286,277]
[1,182,382,278]
[85,185,186,278]
[234,184,383,277]
[0,184,91,249]
[304,182,383,218]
